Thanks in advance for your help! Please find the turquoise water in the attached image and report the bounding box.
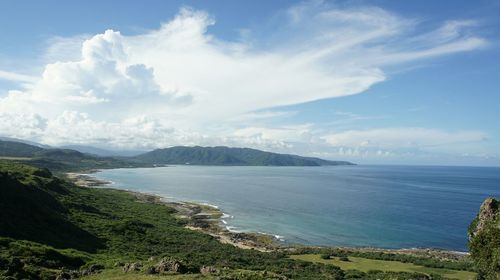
[94,165,500,251]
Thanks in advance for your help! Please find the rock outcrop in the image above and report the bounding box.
[147,258,187,274]
[122,262,142,272]
[473,197,499,235]
[200,265,218,275]
[55,264,103,279]
[468,197,499,280]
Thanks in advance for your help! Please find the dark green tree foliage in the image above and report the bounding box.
[468,197,500,280]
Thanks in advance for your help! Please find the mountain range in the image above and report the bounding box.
[0,138,354,171]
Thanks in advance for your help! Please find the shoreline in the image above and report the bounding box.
[66,171,470,260]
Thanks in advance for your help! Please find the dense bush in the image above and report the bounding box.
[468,198,499,280]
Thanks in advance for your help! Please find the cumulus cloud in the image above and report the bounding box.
[0,2,489,158]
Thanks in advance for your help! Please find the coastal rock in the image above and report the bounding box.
[122,262,142,272]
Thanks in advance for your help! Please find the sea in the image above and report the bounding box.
[93,165,500,251]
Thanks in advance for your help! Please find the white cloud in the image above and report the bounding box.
[0,70,38,83]
[322,128,487,148]
[0,3,490,159]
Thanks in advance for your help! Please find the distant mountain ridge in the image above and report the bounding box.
[60,145,146,157]
[0,139,354,168]
[0,140,140,172]
[0,140,45,157]
[133,146,354,166]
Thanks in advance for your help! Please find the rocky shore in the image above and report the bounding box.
[65,171,111,187]
[66,171,281,251]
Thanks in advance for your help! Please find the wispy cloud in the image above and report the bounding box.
[0,70,38,83]
[322,127,487,149]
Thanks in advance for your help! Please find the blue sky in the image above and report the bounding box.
[0,0,499,166]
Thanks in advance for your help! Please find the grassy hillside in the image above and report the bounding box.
[133,146,354,166]
[0,141,44,157]
[290,255,475,280]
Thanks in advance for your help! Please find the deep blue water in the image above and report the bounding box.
[94,165,500,251]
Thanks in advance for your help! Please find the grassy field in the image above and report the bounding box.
[290,254,476,280]
[80,268,278,279]
[81,269,216,279]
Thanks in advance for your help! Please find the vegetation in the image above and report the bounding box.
[292,248,474,272]
[132,146,354,166]
[0,140,148,173]
[0,140,44,157]
[468,197,499,280]
[290,254,476,280]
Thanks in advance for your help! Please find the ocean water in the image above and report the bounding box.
[94,165,500,251]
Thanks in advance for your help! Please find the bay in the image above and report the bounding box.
[94,165,500,251]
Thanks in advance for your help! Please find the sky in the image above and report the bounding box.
[0,0,499,166]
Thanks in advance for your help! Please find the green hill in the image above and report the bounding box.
[0,140,44,157]
[133,146,354,166]
[0,140,146,172]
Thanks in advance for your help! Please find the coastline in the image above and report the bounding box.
[66,171,281,252]
[66,171,471,260]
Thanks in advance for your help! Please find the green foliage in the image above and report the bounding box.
[291,254,476,280]
[0,237,89,279]
[0,140,149,173]
[0,160,104,251]
[349,251,474,271]
[321,253,332,260]
[133,146,354,166]
[291,248,474,272]
[360,270,433,280]
[468,198,499,280]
